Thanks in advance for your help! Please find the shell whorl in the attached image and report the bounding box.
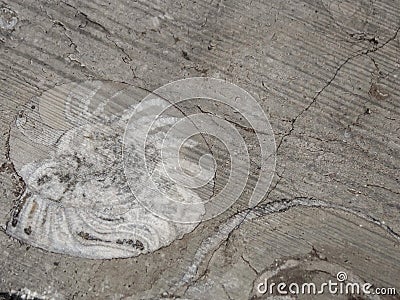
[7,81,209,259]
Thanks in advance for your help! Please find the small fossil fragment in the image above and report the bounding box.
[369,83,390,100]
[0,7,18,31]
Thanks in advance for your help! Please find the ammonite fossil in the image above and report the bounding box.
[6,78,276,259]
[6,81,212,259]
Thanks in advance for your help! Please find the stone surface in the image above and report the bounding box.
[0,0,399,299]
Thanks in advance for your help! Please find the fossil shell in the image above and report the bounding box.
[6,81,211,259]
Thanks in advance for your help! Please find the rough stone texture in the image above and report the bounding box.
[0,0,399,299]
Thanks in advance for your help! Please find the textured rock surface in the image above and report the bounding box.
[0,0,399,299]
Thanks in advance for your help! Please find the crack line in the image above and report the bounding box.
[274,25,400,153]
[169,197,400,297]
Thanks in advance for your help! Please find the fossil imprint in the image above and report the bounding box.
[7,79,275,259]
[7,81,212,259]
